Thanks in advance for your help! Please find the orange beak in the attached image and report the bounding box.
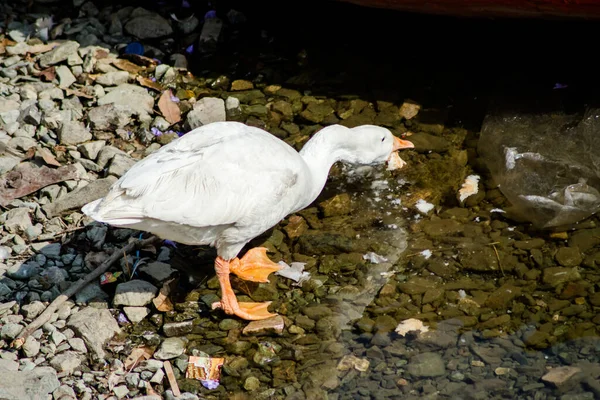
[392,136,414,151]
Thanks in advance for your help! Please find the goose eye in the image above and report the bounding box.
[381,137,385,142]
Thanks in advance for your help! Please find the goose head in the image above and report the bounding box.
[345,125,414,165]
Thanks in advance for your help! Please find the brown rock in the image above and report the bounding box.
[541,366,582,387]
[242,316,285,336]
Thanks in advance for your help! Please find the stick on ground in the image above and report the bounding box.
[11,235,159,349]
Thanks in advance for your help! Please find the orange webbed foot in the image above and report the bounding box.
[229,247,283,283]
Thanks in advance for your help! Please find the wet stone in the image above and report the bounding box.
[113,280,158,306]
[555,246,583,267]
[421,219,463,237]
[407,352,446,377]
[514,238,545,250]
[543,267,581,287]
[484,284,522,309]
[154,337,187,360]
[163,321,193,337]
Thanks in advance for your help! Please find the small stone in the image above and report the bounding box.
[319,193,352,217]
[55,66,76,89]
[555,247,582,267]
[107,153,137,177]
[218,319,242,331]
[231,80,254,91]
[543,267,581,287]
[123,307,150,323]
[113,280,158,307]
[22,336,40,357]
[242,316,285,336]
[125,13,173,39]
[49,351,82,374]
[51,329,67,345]
[58,121,92,145]
[1,323,23,340]
[162,321,193,337]
[407,352,446,377]
[398,100,421,120]
[78,141,106,160]
[3,208,32,233]
[68,338,87,353]
[150,368,165,383]
[97,84,154,116]
[139,261,176,284]
[96,71,129,86]
[154,337,187,360]
[244,376,260,391]
[39,41,80,67]
[53,385,77,399]
[21,301,46,319]
[112,385,129,399]
[541,366,582,387]
[186,97,226,129]
[67,308,120,359]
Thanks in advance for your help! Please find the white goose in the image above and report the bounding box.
[82,121,414,320]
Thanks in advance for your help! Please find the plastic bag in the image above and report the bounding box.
[478,104,600,229]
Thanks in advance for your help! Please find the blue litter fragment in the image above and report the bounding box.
[124,42,144,55]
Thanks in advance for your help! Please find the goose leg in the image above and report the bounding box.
[211,256,277,320]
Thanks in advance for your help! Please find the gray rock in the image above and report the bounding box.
[87,104,132,130]
[0,155,22,174]
[42,176,118,218]
[8,136,36,151]
[39,41,80,68]
[3,208,32,233]
[122,306,150,323]
[58,121,92,145]
[407,352,446,377]
[20,105,41,125]
[0,358,19,371]
[67,337,87,353]
[77,140,105,160]
[186,97,226,129]
[113,385,129,399]
[22,336,40,357]
[52,385,77,400]
[49,351,82,374]
[0,323,22,340]
[154,337,187,360]
[163,321,193,337]
[74,282,109,304]
[21,301,46,319]
[96,146,128,168]
[6,261,40,280]
[39,243,62,258]
[67,307,120,359]
[84,225,107,250]
[97,84,154,116]
[113,280,158,307]
[139,261,176,284]
[51,329,67,345]
[0,367,59,400]
[96,71,129,86]
[55,66,76,89]
[107,153,136,177]
[165,391,199,400]
[125,13,173,39]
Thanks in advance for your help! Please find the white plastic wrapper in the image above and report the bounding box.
[478,106,600,229]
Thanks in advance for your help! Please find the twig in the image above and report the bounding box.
[11,236,159,349]
[490,243,505,276]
